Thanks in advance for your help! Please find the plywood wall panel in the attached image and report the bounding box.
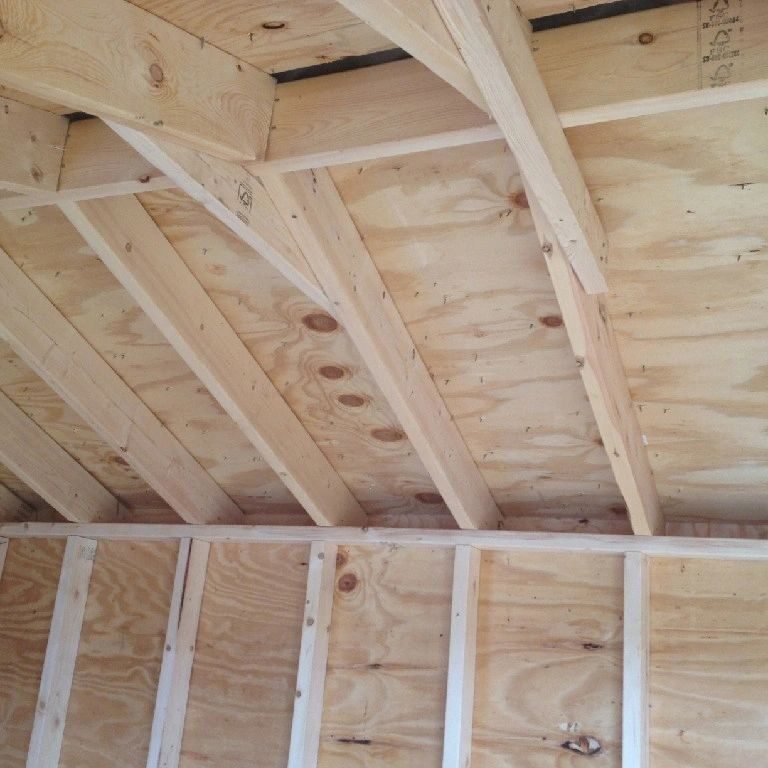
[650,557,768,767]
[58,540,178,768]
[473,550,623,766]
[0,538,66,768]
[319,544,453,767]
[331,141,624,525]
[180,542,309,768]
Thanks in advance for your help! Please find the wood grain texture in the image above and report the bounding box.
[319,544,453,767]
[0,0,275,160]
[570,96,768,522]
[180,542,309,768]
[58,540,178,768]
[650,557,768,767]
[0,202,304,523]
[0,538,65,768]
[331,141,625,525]
[472,550,624,766]
[0,463,59,522]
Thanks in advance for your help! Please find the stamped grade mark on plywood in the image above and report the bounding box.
[697,0,746,89]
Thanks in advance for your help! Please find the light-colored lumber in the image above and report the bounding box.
[442,545,480,768]
[0,96,67,195]
[263,169,501,530]
[287,541,338,768]
[431,0,606,293]
[0,247,243,524]
[3,523,768,561]
[0,536,6,578]
[25,536,97,768]
[60,195,365,527]
[527,197,661,535]
[0,0,274,161]
[0,483,32,521]
[154,539,208,768]
[622,552,649,768]
[0,390,120,522]
[105,122,329,312]
[146,539,191,768]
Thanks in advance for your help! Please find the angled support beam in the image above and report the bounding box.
[151,538,209,768]
[622,552,650,768]
[263,169,501,530]
[442,545,481,768]
[105,122,329,312]
[0,390,121,522]
[0,0,274,161]
[287,541,338,768]
[0,96,67,195]
[0,482,33,521]
[528,198,661,535]
[26,536,97,768]
[0,247,243,524]
[60,195,364,527]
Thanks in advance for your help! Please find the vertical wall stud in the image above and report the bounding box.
[156,538,210,768]
[146,538,192,768]
[26,536,97,768]
[623,552,650,768]
[287,541,338,768]
[0,536,7,579]
[443,545,481,768]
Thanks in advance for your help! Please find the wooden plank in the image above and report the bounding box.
[287,541,337,768]
[0,390,120,522]
[105,122,330,312]
[156,539,209,768]
[0,96,67,194]
[60,194,365,527]
[320,544,453,765]
[4,523,768,561]
[26,536,96,768]
[0,246,243,524]
[59,540,178,768]
[0,536,6,578]
[180,542,308,768]
[263,169,501,530]
[650,557,768,767]
[0,538,66,768]
[442,545,480,768]
[147,540,191,768]
[0,483,32,521]
[474,550,623,763]
[622,552,649,768]
[527,197,661,535]
[0,0,275,161]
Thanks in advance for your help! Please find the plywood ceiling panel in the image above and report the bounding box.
[331,140,627,527]
[570,97,768,522]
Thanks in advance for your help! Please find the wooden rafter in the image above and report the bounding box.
[0,0,275,161]
[0,390,121,522]
[0,247,244,524]
[0,481,33,521]
[60,195,365,527]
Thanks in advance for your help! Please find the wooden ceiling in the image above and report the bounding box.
[0,0,766,536]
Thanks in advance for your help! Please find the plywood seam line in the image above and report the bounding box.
[0,390,122,522]
[25,535,97,768]
[0,246,245,524]
[59,195,365,527]
[4,523,768,559]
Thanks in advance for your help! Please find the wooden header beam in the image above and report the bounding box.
[0,0,274,161]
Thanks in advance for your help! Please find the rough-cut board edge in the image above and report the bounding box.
[0,0,275,161]
[622,552,649,768]
[0,536,7,578]
[287,541,338,768]
[156,539,210,768]
[0,246,243,525]
[59,194,365,528]
[25,536,97,768]
[3,524,768,560]
[442,545,480,768]
[146,538,191,768]
[262,168,501,531]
